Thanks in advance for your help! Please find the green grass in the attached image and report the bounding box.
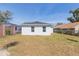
[0,33,79,56]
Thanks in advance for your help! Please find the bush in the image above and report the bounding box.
[5,29,11,35]
[54,29,77,35]
[64,30,73,35]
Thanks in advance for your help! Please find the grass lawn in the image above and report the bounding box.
[0,33,79,56]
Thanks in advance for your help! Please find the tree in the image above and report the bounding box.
[67,8,79,23]
[0,10,12,24]
[56,23,63,26]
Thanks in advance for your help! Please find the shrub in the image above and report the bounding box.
[54,29,77,35]
[5,29,11,35]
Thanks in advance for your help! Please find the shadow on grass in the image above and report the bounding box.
[67,38,79,42]
[3,41,19,49]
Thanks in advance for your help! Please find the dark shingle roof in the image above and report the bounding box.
[23,21,49,24]
[22,21,52,27]
[3,22,21,27]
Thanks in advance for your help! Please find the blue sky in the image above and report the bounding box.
[0,3,79,24]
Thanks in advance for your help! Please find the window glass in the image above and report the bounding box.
[43,26,46,32]
[31,26,34,32]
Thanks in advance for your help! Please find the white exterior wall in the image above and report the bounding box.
[22,26,53,35]
[75,25,79,33]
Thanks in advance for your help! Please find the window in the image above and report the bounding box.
[15,26,17,30]
[31,26,34,32]
[43,26,46,32]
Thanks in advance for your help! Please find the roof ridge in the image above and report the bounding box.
[23,21,49,24]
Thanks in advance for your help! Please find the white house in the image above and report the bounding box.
[21,21,53,35]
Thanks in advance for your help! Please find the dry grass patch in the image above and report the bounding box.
[0,33,79,55]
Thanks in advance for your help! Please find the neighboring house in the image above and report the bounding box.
[0,22,21,37]
[54,22,79,34]
[21,21,53,35]
[5,23,21,34]
[0,24,5,37]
